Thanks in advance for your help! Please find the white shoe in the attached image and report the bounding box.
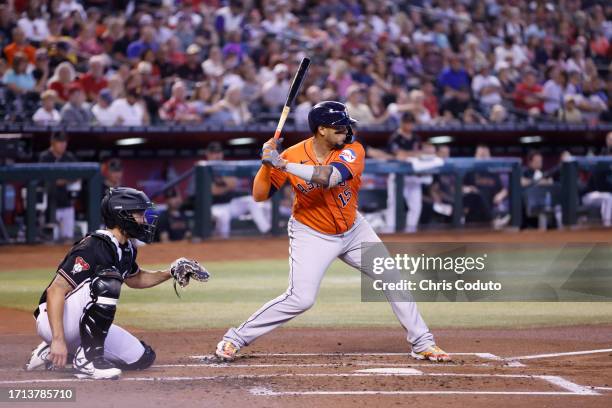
[24,342,50,371]
[73,347,121,380]
[215,340,240,361]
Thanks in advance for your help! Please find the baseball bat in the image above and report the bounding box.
[273,57,311,140]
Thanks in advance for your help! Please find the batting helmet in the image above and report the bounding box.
[308,101,357,144]
[101,187,157,243]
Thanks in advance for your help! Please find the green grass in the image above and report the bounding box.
[2,260,612,330]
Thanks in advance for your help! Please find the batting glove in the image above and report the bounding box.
[262,138,287,169]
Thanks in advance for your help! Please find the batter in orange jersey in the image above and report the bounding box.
[215,101,450,363]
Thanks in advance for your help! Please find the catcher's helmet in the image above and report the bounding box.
[101,187,157,243]
[308,101,357,145]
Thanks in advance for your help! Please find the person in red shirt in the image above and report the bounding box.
[78,55,108,102]
[48,61,77,102]
[3,27,36,66]
[158,80,199,123]
[513,69,544,113]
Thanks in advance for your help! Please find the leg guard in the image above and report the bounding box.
[115,341,156,370]
[79,267,122,361]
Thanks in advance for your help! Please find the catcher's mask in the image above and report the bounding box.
[101,187,157,243]
[308,101,357,147]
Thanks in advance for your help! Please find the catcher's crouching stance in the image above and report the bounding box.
[24,187,209,379]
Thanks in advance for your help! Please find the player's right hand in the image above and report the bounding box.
[49,339,68,368]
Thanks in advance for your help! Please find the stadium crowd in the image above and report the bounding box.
[0,0,610,127]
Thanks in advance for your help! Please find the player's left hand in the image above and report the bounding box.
[262,138,287,169]
[170,258,210,297]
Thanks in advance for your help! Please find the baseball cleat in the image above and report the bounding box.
[73,346,121,380]
[215,340,240,361]
[411,345,451,362]
[24,342,51,371]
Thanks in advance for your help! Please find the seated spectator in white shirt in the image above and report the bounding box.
[110,88,147,126]
[32,90,61,125]
[471,64,502,108]
[92,89,117,126]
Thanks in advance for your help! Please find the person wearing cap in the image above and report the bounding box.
[102,158,123,197]
[156,189,191,243]
[92,88,116,126]
[177,44,203,82]
[39,132,78,241]
[60,83,94,125]
[33,89,61,125]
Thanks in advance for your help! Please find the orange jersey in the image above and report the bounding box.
[270,138,365,235]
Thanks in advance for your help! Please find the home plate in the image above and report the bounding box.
[355,368,423,375]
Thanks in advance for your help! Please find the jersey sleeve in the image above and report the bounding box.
[125,245,140,278]
[331,142,365,180]
[56,239,98,288]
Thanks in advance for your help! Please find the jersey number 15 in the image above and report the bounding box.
[338,188,352,208]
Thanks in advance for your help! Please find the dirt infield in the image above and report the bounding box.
[1,321,611,407]
[1,229,612,407]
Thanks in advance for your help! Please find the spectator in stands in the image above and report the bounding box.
[60,83,94,125]
[345,85,377,125]
[201,45,224,78]
[156,189,191,242]
[494,36,528,69]
[2,52,36,94]
[189,81,222,119]
[542,66,566,115]
[489,104,509,123]
[261,63,290,112]
[32,90,61,125]
[32,48,50,93]
[437,54,471,117]
[207,84,252,126]
[17,6,49,45]
[39,131,77,241]
[471,64,502,111]
[102,158,123,197]
[513,69,543,114]
[127,25,158,60]
[178,44,204,83]
[92,88,116,126]
[462,145,508,226]
[558,94,583,123]
[159,81,199,123]
[294,85,320,127]
[3,27,36,66]
[111,88,148,126]
[76,22,103,59]
[78,55,108,102]
[48,61,77,102]
[214,0,245,38]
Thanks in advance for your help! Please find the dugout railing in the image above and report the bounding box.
[0,163,102,244]
[192,158,523,238]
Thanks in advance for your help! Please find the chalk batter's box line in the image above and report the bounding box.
[1,372,598,396]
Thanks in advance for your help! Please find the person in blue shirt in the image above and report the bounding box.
[437,54,471,117]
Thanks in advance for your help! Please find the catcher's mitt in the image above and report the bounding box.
[170,257,210,297]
